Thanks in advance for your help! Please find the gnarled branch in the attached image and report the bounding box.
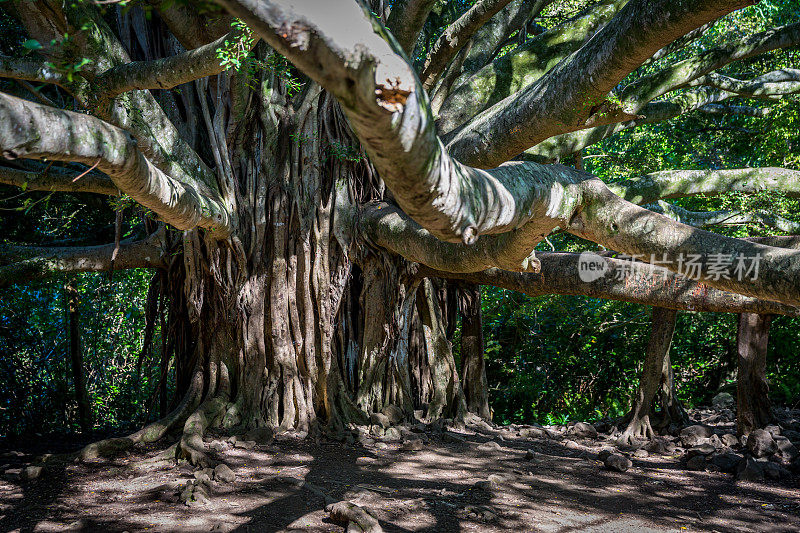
[0,164,117,195]
[0,92,232,235]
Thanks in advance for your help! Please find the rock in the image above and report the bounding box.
[646,439,677,455]
[402,439,424,451]
[525,449,535,461]
[597,449,614,462]
[209,440,229,452]
[3,468,22,480]
[381,405,405,425]
[719,409,735,422]
[487,474,507,484]
[764,425,782,438]
[687,444,716,458]
[241,427,274,445]
[633,449,648,458]
[712,392,735,410]
[774,436,798,462]
[708,434,723,448]
[737,457,765,482]
[680,425,713,447]
[214,463,236,483]
[604,454,632,472]
[721,433,739,447]
[710,452,742,473]
[194,471,212,485]
[519,427,547,439]
[568,422,597,439]
[686,455,707,471]
[477,441,502,452]
[370,412,391,429]
[383,427,401,442]
[474,479,497,490]
[234,440,256,450]
[22,466,43,480]
[564,440,581,450]
[358,435,376,446]
[763,461,782,480]
[746,429,777,458]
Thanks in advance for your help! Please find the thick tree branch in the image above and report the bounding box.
[0,55,66,86]
[419,0,513,91]
[437,0,627,134]
[419,255,800,317]
[647,201,800,234]
[620,22,800,112]
[96,28,255,99]
[608,167,800,205]
[444,0,752,168]
[0,92,231,235]
[0,164,118,195]
[385,0,437,53]
[690,69,800,99]
[0,230,167,287]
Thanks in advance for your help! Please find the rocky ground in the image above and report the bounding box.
[0,402,799,532]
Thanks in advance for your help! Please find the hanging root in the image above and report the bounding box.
[326,501,384,533]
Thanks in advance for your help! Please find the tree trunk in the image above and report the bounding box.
[65,277,91,434]
[459,283,490,419]
[736,313,773,436]
[618,307,681,444]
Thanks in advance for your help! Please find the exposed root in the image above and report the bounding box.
[179,394,229,467]
[78,363,204,461]
[617,413,655,446]
[327,501,384,533]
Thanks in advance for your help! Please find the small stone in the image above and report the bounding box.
[568,422,598,439]
[686,455,707,471]
[519,427,547,439]
[383,427,401,442]
[709,434,723,448]
[564,440,581,450]
[736,456,765,482]
[763,461,782,480]
[764,425,782,438]
[721,434,739,447]
[487,473,507,484]
[597,449,614,462]
[369,412,391,429]
[633,449,648,458]
[194,471,212,485]
[214,463,236,483]
[774,436,798,462]
[401,439,424,451]
[711,452,742,473]
[746,429,777,458]
[646,439,676,455]
[477,441,502,452]
[3,468,22,480]
[712,392,735,410]
[209,440,229,452]
[687,444,716,458]
[23,466,43,480]
[525,449,536,461]
[381,405,405,425]
[234,440,256,450]
[604,454,632,472]
[680,425,713,447]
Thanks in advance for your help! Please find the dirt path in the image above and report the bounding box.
[1,420,798,532]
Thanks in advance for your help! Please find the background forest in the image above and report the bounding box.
[1,0,799,439]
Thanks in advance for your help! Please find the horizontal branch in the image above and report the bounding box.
[608,167,800,205]
[419,0,513,91]
[0,55,66,86]
[421,254,800,316]
[648,201,800,234]
[96,27,254,99]
[620,22,800,112]
[690,69,800,100]
[444,0,750,168]
[0,92,231,235]
[0,230,166,287]
[0,164,118,195]
[436,0,626,134]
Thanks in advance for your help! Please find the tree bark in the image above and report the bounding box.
[65,277,92,434]
[736,313,773,436]
[618,307,680,444]
[459,283,490,419]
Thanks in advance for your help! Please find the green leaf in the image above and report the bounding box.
[22,39,43,51]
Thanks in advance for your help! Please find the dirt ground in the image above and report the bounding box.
[1,414,799,533]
